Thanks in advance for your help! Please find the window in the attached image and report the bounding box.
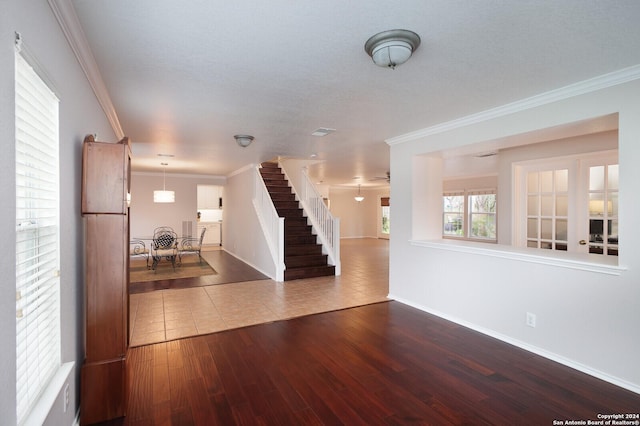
[585,161,619,256]
[443,193,464,236]
[516,152,618,257]
[381,197,390,235]
[443,190,496,241]
[525,168,569,251]
[15,51,60,424]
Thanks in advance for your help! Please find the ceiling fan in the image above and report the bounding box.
[369,171,390,183]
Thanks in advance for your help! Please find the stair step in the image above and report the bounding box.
[284,265,336,281]
[260,171,285,181]
[274,200,300,210]
[285,227,313,237]
[261,162,280,169]
[285,244,322,256]
[285,254,328,268]
[266,184,292,193]
[284,217,308,226]
[265,180,289,187]
[285,235,317,245]
[277,209,304,218]
[270,192,296,201]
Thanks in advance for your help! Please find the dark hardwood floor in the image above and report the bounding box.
[129,249,269,294]
[100,301,639,425]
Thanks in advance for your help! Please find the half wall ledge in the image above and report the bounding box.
[410,239,626,276]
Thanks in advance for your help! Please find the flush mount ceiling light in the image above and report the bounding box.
[153,162,175,203]
[234,134,254,148]
[364,29,421,69]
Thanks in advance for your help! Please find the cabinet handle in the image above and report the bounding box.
[579,240,587,245]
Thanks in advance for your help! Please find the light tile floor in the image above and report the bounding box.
[129,238,390,346]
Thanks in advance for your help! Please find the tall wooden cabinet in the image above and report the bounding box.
[80,135,131,425]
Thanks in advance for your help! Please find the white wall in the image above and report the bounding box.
[328,187,389,238]
[1,1,117,424]
[129,172,225,238]
[223,165,277,278]
[389,78,640,392]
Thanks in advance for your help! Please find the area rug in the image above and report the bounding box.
[129,256,217,283]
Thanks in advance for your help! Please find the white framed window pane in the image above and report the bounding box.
[527,172,538,193]
[540,171,553,192]
[527,218,538,239]
[610,193,618,216]
[608,165,619,190]
[541,195,553,216]
[470,213,496,239]
[556,219,568,241]
[541,219,552,240]
[527,195,538,216]
[15,52,60,425]
[443,213,463,236]
[556,195,568,216]
[589,166,605,191]
[555,169,568,192]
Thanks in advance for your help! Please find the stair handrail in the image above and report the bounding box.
[279,161,341,275]
[252,165,285,281]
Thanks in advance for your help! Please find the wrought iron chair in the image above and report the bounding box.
[129,239,150,269]
[151,227,178,271]
[178,227,206,265]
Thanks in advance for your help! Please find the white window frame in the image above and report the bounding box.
[443,189,497,242]
[513,151,618,258]
[15,48,61,425]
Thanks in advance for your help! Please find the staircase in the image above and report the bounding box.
[259,162,336,281]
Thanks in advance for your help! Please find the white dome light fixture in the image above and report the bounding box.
[364,29,421,69]
[234,134,254,148]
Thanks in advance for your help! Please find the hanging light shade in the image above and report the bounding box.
[354,184,364,202]
[154,163,175,203]
[364,29,421,69]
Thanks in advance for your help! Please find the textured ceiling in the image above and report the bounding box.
[71,0,640,186]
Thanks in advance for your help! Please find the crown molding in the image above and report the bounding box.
[132,171,227,180]
[386,64,640,146]
[47,0,124,139]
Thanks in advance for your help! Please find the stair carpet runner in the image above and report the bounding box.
[259,162,336,281]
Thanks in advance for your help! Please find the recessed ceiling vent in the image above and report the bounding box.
[474,151,497,158]
[311,128,336,137]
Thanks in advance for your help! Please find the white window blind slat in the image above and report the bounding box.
[15,51,61,426]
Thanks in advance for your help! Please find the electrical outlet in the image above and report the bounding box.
[526,312,537,328]
[63,383,69,413]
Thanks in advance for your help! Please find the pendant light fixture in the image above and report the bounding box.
[354,184,364,202]
[154,162,175,203]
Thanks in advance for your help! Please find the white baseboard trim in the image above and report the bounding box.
[388,294,640,395]
[221,247,275,281]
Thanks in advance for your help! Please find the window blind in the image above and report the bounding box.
[15,51,61,425]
